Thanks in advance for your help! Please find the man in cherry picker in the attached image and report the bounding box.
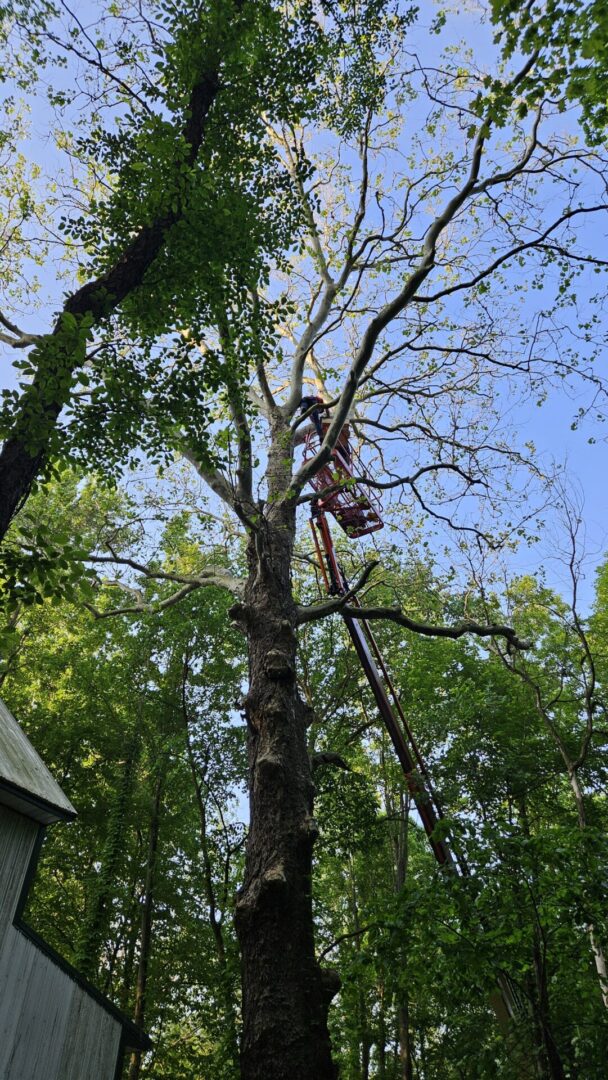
[299,394,382,538]
[300,394,351,463]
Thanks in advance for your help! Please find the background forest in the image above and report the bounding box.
[1,0,608,1077]
[2,473,608,1079]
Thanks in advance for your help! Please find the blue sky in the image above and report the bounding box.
[1,0,607,610]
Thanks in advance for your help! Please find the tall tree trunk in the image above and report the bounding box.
[234,476,338,1079]
[397,1003,414,1080]
[361,1026,371,1080]
[510,654,608,1011]
[128,770,163,1080]
[347,859,371,1079]
[531,926,566,1080]
[118,853,144,1012]
[377,982,387,1080]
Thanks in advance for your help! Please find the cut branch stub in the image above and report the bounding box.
[264,648,296,682]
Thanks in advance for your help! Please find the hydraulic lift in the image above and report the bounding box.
[301,396,529,1033]
[302,395,458,868]
[310,510,457,870]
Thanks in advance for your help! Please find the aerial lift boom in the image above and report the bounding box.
[302,397,529,1034]
[302,395,456,866]
[310,511,456,870]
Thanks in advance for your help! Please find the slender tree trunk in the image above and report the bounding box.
[513,661,608,1011]
[377,983,387,1080]
[531,927,566,1080]
[128,771,163,1080]
[518,799,566,1080]
[396,797,413,1080]
[348,862,371,1080]
[118,841,145,1012]
[234,459,338,1079]
[118,909,140,1013]
[589,926,608,1008]
[361,1027,371,1080]
[567,768,608,1009]
[392,788,414,1080]
[181,675,239,1067]
[419,1028,427,1077]
[397,1004,414,1080]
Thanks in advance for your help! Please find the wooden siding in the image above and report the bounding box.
[0,929,122,1080]
[0,699,75,821]
[0,806,38,954]
[58,980,123,1080]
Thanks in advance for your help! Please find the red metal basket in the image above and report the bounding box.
[303,423,384,538]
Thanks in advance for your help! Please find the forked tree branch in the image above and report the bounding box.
[85,549,245,613]
[0,309,39,347]
[179,444,260,530]
[289,117,491,492]
[295,462,485,505]
[413,203,608,305]
[347,606,530,650]
[295,560,379,624]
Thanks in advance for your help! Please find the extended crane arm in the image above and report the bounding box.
[303,397,527,1030]
[311,511,457,869]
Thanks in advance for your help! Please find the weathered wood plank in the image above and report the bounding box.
[0,925,38,1076]
[0,805,38,954]
[58,982,123,1080]
[0,929,123,1079]
[0,698,75,821]
[0,929,75,1078]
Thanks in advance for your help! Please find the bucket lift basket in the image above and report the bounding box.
[302,408,383,538]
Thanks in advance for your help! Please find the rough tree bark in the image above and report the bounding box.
[233,424,339,1080]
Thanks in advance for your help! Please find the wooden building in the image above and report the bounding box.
[0,697,149,1079]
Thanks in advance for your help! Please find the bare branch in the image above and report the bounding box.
[249,288,279,416]
[296,462,485,505]
[179,445,240,511]
[413,204,608,305]
[217,318,254,504]
[0,310,39,347]
[291,123,490,492]
[318,925,376,961]
[346,605,531,650]
[86,550,244,601]
[85,581,201,619]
